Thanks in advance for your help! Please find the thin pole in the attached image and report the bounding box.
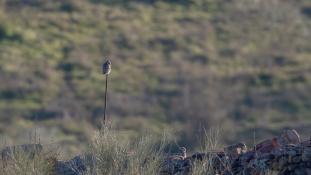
[104,74,108,125]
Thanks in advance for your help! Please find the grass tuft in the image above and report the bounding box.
[88,125,168,175]
[0,148,56,175]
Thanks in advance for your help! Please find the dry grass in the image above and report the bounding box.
[87,125,169,175]
[192,128,225,175]
[0,148,56,175]
[0,127,224,175]
[0,127,283,175]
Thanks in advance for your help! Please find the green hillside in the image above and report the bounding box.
[0,0,310,154]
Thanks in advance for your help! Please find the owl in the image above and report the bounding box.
[102,60,111,75]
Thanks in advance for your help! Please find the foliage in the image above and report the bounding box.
[0,0,310,150]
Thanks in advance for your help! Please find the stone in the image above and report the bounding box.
[271,161,279,170]
[224,142,247,158]
[292,156,301,163]
[254,138,279,153]
[280,129,300,145]
[301,149,311,162]
[86,135,311,175]
[300,139,311,147]
[277,156,288,169]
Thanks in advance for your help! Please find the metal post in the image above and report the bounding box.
[102,60,111,125]
[104,74,108,125]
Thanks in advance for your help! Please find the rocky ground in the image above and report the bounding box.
[0,129,310,175]
[160,129,311,175]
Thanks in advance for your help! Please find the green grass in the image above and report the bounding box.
[0,0,310,153]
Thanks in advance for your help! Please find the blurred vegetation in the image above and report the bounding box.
[0,0,310,155]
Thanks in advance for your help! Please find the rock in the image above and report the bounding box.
[302,6,311,18]
[280,129,300,145]
[287,164,297,171]
[292,156,301,163]
[254,138,279,153]
[271,161,279,170]
[51,153,97,175]
[277,156,288,169]
[300,139,311,147]
[224,142,247,158]
[301,148,311,162]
